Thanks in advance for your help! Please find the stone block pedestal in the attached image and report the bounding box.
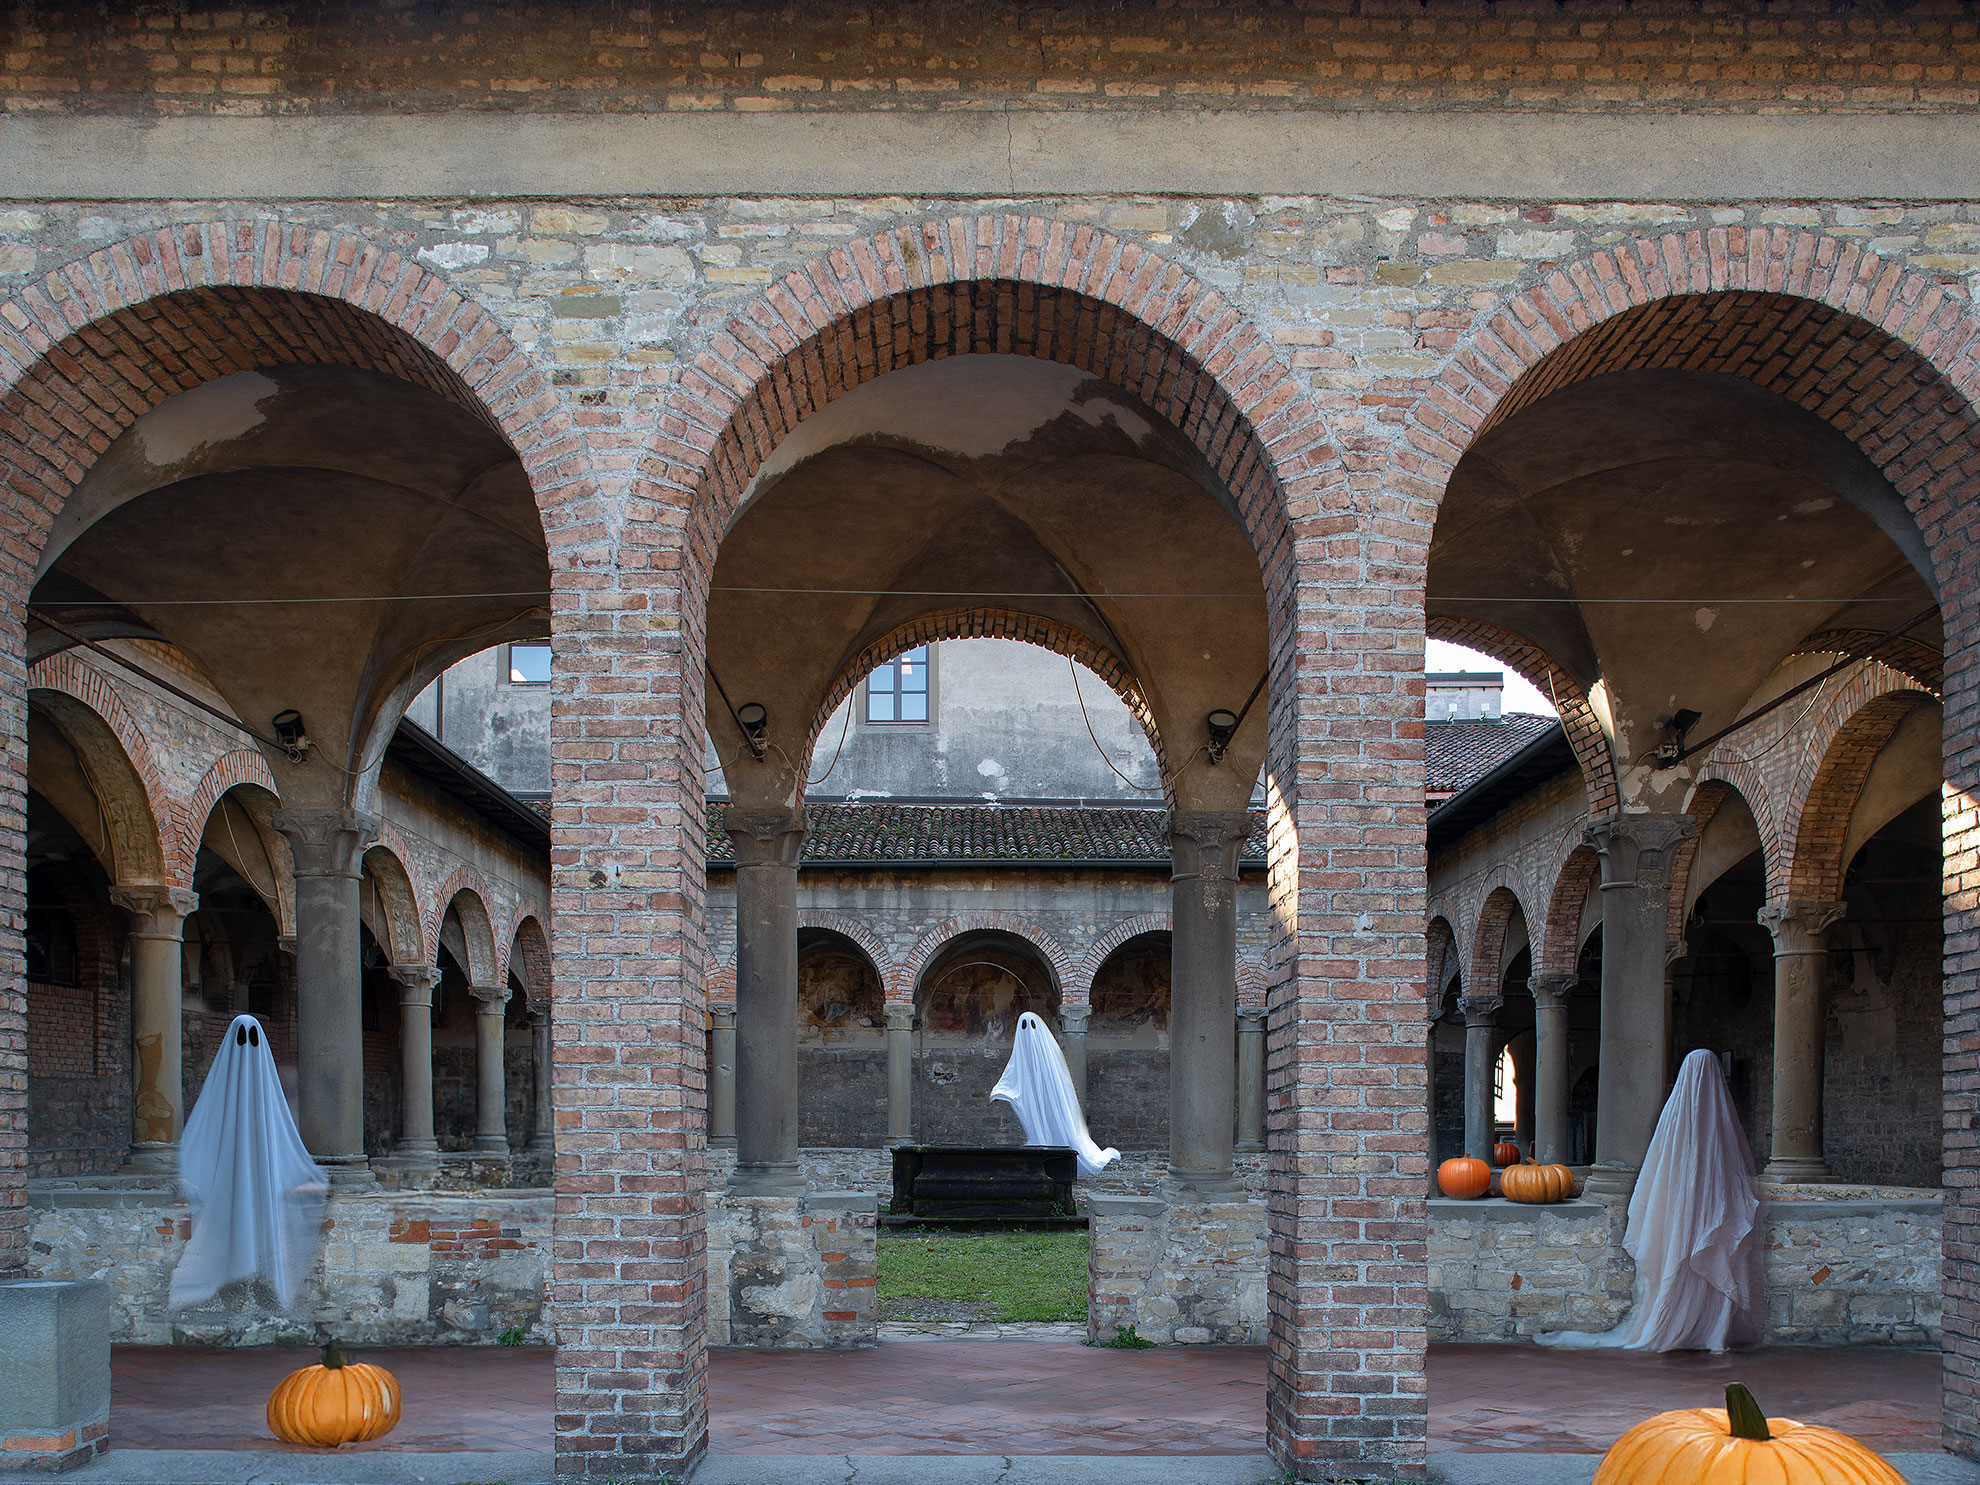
[0,1279,110,1472]
[708,1190,876,1348]
[1087,1193,1267,1345]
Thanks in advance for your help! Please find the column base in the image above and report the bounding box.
[1161,1169,1245,1201]
[117,1142,177,1176]
[729,1161,806,1195]
[1233,1140,1264,1154]
[1762,1155,1833,1184]
[315,1154,376,1191]
[1579,1161,1639,1198]
[473,1137,511,1158]
[708,1135,738,1150]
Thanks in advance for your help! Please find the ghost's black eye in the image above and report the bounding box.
[236,1025,246,1046]
[248,1025,259,1047]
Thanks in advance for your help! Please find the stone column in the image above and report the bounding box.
[709,1003,738,1148]
[1582,813,1695,1197]
[1759,899,1847,1183]
[884,1003,914,1142]
[470,982,511,1156]
[1168,810,1250,1195]
[272,807,380,1183]
[1529,972,1578,1166]
[529,1008,553,1151]
[1060,1003,1090,1113]
[110,885,198,1173]
[1235,1006,1267,1153]
[1460,994,1502,1162]
[726,807,807,1193]
[388,964,442,1174]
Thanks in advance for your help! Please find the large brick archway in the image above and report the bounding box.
[573,215,1430,1480]
[1395,226,1980,1456]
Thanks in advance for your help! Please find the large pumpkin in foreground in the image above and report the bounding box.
[267,1341,402,1447]
[1594,1384,1905,1485]
[1437,1155,1491,1200]
[1500,1158,1577,1205]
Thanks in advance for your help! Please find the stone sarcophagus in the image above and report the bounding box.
[889,1145,1077,1219]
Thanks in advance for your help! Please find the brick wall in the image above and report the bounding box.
[12,2,1980,116]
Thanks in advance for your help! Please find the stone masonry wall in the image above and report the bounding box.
[705,1191,876,1348]
[1088,1193,1270,1346]
[25,1185,550,1345]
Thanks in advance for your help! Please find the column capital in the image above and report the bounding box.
[1759,899,1846,955]
[1059,1003,1090,1034]
[388,963,443,1006]
[883,1002,916,1033]
[1527,972,1578,1010]
[725,806,807,868]
[1169,809,1252,884]
[1583,811,1696,890]
[470,981,511,1011]
[271,807,381,879]
[110,884,199,938]
[1236,1005,1270,1029]
[1459,993,1502,1026]
[709,1001,738,1031]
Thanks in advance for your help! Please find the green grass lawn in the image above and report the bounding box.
[877,1227,1089,1323]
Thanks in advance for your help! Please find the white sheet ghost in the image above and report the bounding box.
[1536,1048,1760,1353]
[169,1014,329,1309]
[990,1011,1120,1177]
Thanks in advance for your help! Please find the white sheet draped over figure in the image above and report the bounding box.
[169,1014,328,1309]
[990,1011,1119,1177]
[1537,1048,1760,1353]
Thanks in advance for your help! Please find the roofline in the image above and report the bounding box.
[706,856,1267,873]
[1426,719,1576,851]
[388,720,552,853]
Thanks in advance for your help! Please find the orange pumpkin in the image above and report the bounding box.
[1594,1384,1905,1485]
[1491,1141,1521,1167]
[1500,1157,1577,1204]
[267,1340,402,1448]
[1437,1155,1491,1200]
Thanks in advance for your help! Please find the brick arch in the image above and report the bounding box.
[1405,231,1980,607]
[1537,844,1600,979]
[1237,956,1268,1011]
[811,610,1165,785]
[1427,614,1616,817]
[1669,774,1777,946]
[897,911,1076,1006]
[27,650,180,887]
[432,865,499,986]
[795,910,893,990]
[1789,630,1944,695]
[1468,884,1529,998]
[184,748,280,867]
[509,913,551,1011]
[1779,665,1937,902]
[1071,912,1173,1005]
[1425,914,1460,1014]
[706,959,737,1006]
[360,839,428,969]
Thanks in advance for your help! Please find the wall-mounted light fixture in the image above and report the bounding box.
[1653,708,1702,769]
[1205,708,1240,765]
[270,709,310,762]
[737,702,769,757]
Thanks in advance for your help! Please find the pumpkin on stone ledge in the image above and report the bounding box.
[1594,1383,1905,1484]
[1437,1155,1491,1200]
[1491,1141,1521,1167]
[1499,1157,1577,1205]
[267,1339,402,1448]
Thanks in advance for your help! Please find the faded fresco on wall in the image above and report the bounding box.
[918,939,1056,1040]
[1090,935,1170,1035]
[798,946,885,1043]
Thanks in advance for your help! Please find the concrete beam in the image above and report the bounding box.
[6,112,1980,202]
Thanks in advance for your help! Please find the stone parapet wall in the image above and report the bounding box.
[1087,1194,1269,1346]
[1764,1197,1942,1346]
[706,1191,876,1349]
[1429,1198,1632,1342]
[25,1183,550,1346]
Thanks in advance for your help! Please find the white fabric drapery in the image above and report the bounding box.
[990,1011,1120,1177]
[1536,1047,1760,1352]
[169,1013,329,1309]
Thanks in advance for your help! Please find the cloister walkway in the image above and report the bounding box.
[107,1340,1941,1457]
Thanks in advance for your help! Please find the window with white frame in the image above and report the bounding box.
[865,646,931,723]
[505,643,551,685]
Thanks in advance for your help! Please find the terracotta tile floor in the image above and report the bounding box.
[109,1341,1943,1456]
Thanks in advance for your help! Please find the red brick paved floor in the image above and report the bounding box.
[109,1341,1942,1456]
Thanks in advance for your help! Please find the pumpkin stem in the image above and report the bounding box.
[321,1338,347,1370]
[1725,1384,1772,1441]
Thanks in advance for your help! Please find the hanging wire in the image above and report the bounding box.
[1067,656,1164,794]
[806,701,856,789]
